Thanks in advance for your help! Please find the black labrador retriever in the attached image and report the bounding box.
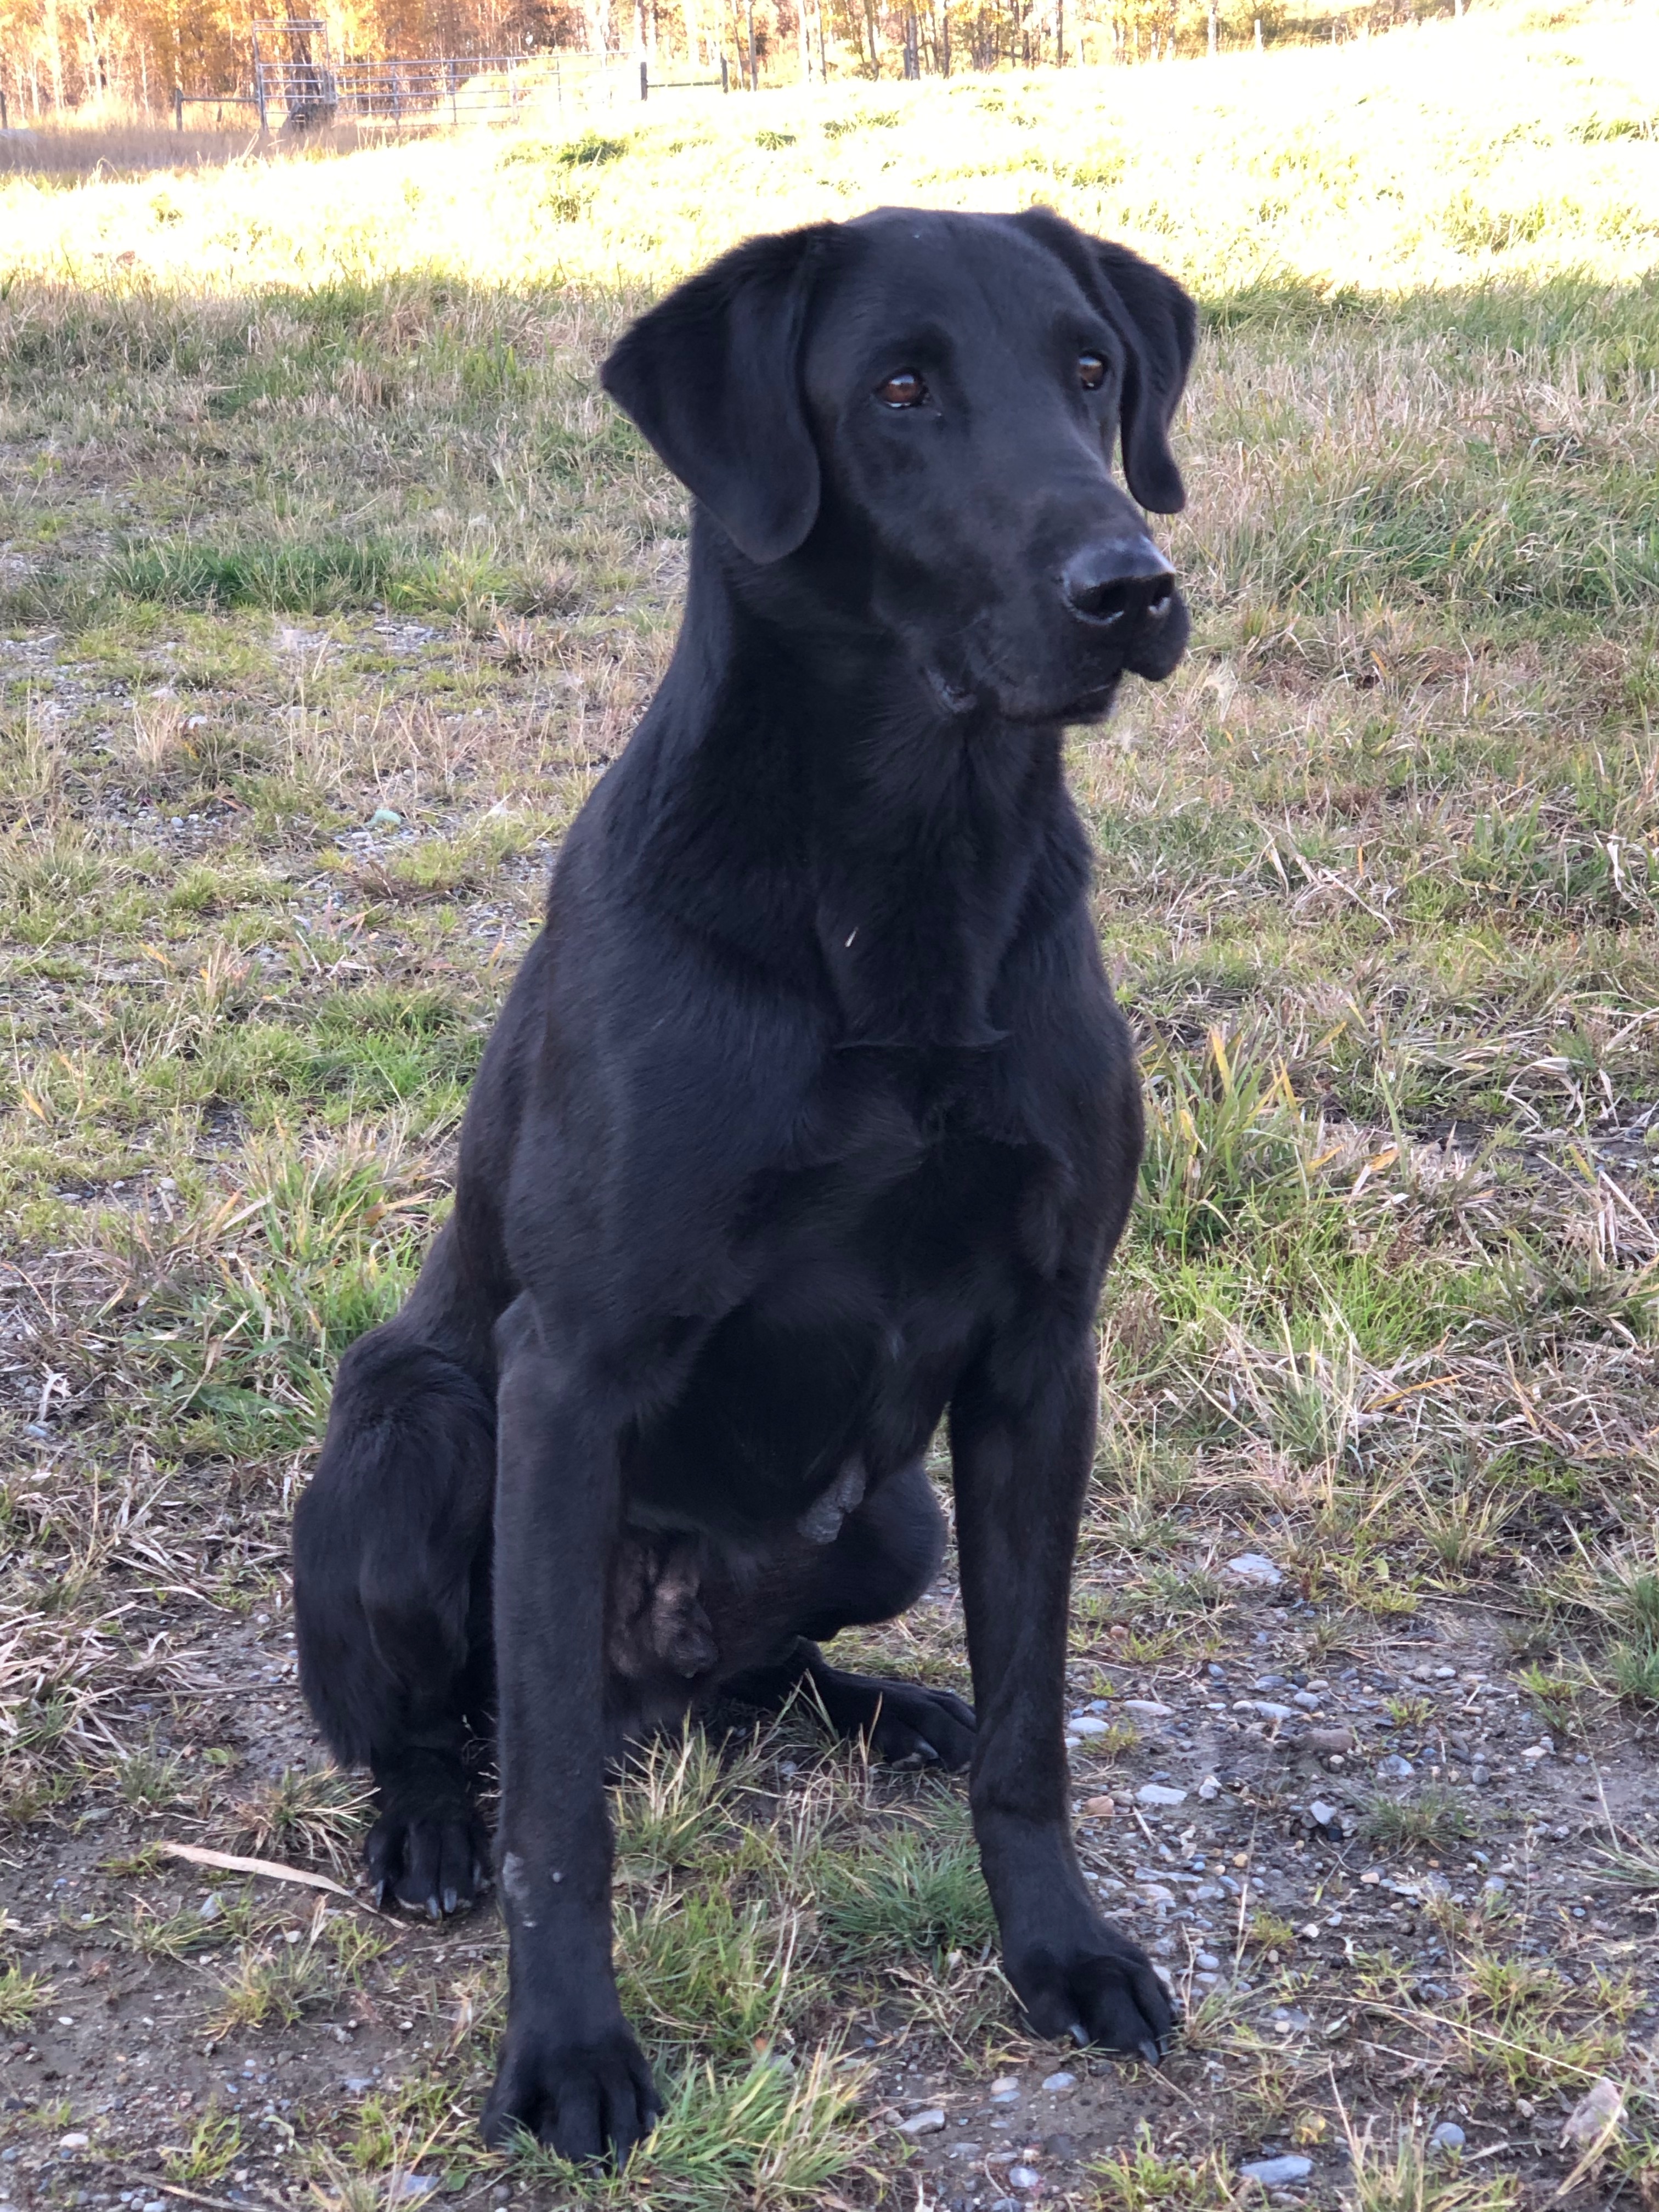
[292,204,1196,2162]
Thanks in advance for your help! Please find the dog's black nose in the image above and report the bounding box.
[1060,538,1177,631]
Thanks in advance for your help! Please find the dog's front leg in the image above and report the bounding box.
[950,1323,1176,2062]
[481,1297,660,2163]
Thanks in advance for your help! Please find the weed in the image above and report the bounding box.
[0,1963,52,2029]
[1340,2116,1519,2210]
[814,1822,996,1963]
[234,1765,373,1875]
[209,1934,332,2034]
[163,2108,244,2185]
[112,1740,191,1810]
[506,2049,876,2210]
[1363,1790,1475,1852]
[1092,2123,1240,2209]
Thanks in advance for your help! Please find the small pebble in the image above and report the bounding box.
[1008,2166,1042,2192]
[1561,2076,1624,2149]
[1305,1726,1356,1753]
[1197,1773,1221,1800]
[989,2076,1021,2102]
[1429,2122,1466,2154]
[1226,1553,1283,1587]
[1041,2070,1075,2093]
[1376,1753,1414,1780]
[1136,1782,1188,1808]
[1239,2154,1313,2185]
[1123,1699,1172,1718]
[1068,1716,1110,1736]
[1307,1800,1339,1829]
[1082,1793,1116,1817]
[897,2108,946,2136]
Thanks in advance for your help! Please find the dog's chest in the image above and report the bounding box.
[631,1102,1071,1532]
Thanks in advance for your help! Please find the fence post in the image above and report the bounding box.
[747,0,756,84]
[720,51,729,89]
[1254,15,1263,43]
[1207,0,1217,49]
[1,84,8,131]
[448,55,457,123]
[640,57,648,97]
[173,82,183,129]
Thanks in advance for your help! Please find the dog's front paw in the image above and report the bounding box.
[1007,1929,1177,2062]
[365,1801,487,1919]
[482,2022,661,2164]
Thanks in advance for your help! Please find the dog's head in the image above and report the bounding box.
[601,206,1196,725]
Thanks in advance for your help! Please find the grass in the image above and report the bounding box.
[1,0,1656,2201]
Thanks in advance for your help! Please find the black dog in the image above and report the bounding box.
[292,205,1195,2162]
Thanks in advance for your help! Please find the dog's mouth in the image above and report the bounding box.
[925,664,979,718]
[924,652,1124,728]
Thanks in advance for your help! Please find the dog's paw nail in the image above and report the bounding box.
[442,1887,458,1915]
[426,1894,442,1920]
[371,1880,389,1911]
[1069,2022,1089,2046]
[1138,2038,1161,2066]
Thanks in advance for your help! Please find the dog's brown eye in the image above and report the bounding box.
[876,369,927,409]
[1079,352,1107,390]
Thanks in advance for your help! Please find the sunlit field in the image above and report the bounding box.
[2,4,1657,2207]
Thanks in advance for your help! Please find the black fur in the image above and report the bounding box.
[293,205,1197,2162]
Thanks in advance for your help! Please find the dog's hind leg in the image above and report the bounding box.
[294,1246,495,1917]
[720,1462,976,1769]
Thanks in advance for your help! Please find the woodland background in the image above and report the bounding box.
[0,0,1457,131]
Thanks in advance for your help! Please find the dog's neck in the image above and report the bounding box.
[612,522,1092,1054]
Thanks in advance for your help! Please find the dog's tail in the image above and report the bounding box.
[294,1303,496,1773]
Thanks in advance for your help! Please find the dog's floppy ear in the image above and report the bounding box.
[1010,208,1197,515]
[600,224,836,564]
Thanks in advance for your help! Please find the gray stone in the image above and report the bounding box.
[1136,1782,1188,1808]
[1429,2123,1466,2154]
[1239,2154,1313,2185]
[1008,2168,1042,2192]
[1124,1699,1173,1718]
[1041,2070,1075,2092]
[1307,1800,1339,1829]
[1250,1700,1299,1723]
[1226,1552,1284,1587]
[1376,1753,1414,1780]
[897,2108,947,2136]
